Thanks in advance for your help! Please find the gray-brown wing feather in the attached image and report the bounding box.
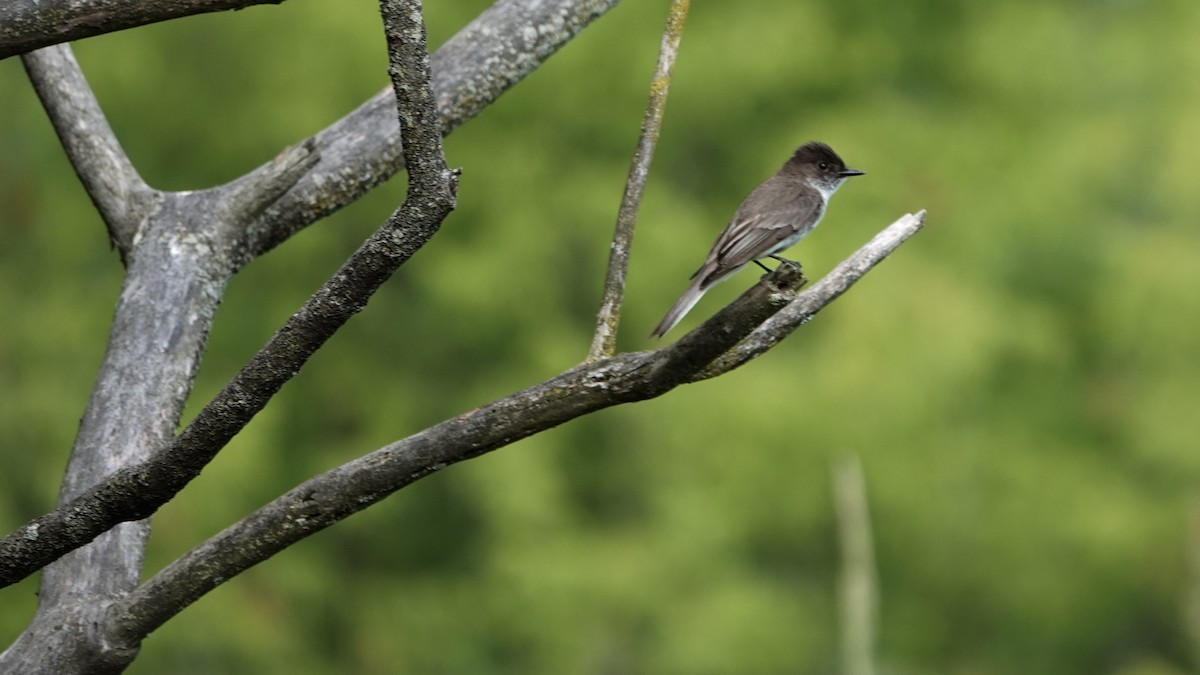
[695,178,823,288]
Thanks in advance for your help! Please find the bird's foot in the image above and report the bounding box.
[756,255,803,278]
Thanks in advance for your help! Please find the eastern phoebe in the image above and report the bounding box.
[650,141,864,338]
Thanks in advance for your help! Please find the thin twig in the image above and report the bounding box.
[587,0,690,361]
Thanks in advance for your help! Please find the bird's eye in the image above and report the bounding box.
[818,162,829,171]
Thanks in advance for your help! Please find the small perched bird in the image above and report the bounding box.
[649,141,864,338]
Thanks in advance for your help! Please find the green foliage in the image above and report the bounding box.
[2,0,1199,673]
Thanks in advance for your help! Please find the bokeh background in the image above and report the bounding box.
[2,1,1199,673]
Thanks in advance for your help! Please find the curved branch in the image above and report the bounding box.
[0,0,286,61]
[22,44,151,255]
[109,260,806,642]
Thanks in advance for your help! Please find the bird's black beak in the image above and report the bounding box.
[839,168,865,177]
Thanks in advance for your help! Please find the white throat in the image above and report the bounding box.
[817,178,844,201]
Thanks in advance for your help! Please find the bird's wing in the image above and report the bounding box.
[697,182,823,287]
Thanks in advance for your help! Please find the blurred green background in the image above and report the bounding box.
[2,0,1199,673]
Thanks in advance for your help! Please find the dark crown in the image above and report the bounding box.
[790,141,846,168]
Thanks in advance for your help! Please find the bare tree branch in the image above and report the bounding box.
[0,0,623,593]
[108,209,922,637]
[108,261,808,643]
[0,0,286,61]
[695,210,927,380]
[21,44,150,255]
[240,0,623,263]
[588,0,689,361]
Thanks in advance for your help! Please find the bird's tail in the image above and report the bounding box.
[649,276,708,339]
